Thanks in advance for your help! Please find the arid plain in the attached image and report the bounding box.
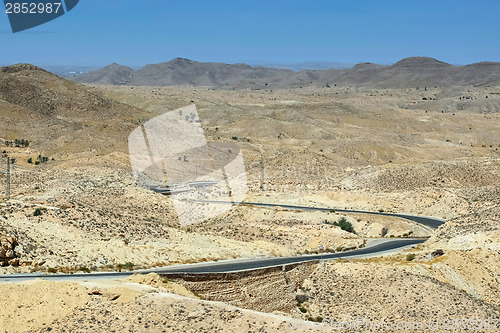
[0,62,499,332]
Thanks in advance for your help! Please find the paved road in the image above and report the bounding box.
[192,200,446,229]
[150,238,426,274]
[0,239,425,283]
[0,201,445,282]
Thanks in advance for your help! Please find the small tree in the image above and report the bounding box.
[336,217,355,233]
[324,217,356,234]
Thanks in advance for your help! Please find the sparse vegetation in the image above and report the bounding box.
[79,266,91,273]
[5,139,30,148]
[116,262,134,271]
[307,316,324,322]
[324,217,356,234]
[406,253,416,261]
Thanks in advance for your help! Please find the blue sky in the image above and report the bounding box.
[1,0,499,67]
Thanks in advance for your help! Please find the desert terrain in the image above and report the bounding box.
[0,61,499,332]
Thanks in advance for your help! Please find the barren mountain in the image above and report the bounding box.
[71,63,134,85]
[129,58,294,86]
[72,56,500,89]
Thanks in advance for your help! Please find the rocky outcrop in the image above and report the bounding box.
[0,232,18,266]
[164,261,318,313]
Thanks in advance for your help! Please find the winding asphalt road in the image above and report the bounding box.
[193,200,445,229]
[0,201,445,283]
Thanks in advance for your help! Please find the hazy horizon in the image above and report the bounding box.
[1,0,499,67]
[1,56,492,76]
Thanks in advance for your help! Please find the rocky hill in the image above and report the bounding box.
[71,56,500,88]
[0,63,147,155]
[69,63,134,85]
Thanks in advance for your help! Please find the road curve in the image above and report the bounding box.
[151,238,426,274]
[0,201,445,282]
[192,200,446,229]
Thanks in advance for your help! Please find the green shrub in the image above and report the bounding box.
[406,253,416,261]
[79,266,91,273]
[33,208,42,216]
[117,262,134,271]
[298,306,307,313]
[337,217,355,233]
[324,217,355,234]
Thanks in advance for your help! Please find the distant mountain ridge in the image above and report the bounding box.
[70,57,500,88]
[258,61,354,71]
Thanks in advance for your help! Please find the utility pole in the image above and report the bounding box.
[260,153,265,192]
[6,157,11,201]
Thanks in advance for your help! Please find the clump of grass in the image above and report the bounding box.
[47,267,58,273]
[79,266,91,273]
[406,253,416,261]
[116,262,134,271]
